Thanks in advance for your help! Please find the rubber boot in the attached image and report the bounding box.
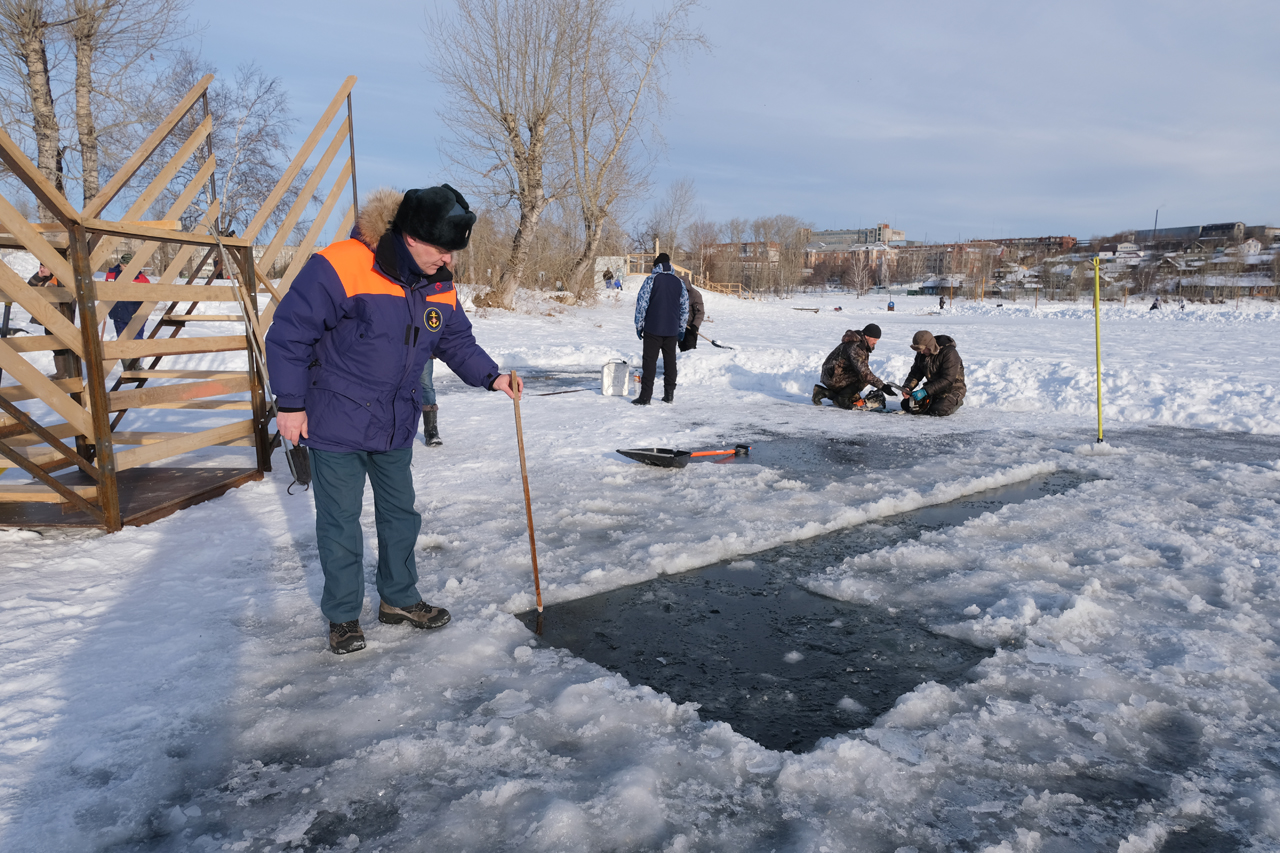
[422,406,442,446]
[811,384,828,405]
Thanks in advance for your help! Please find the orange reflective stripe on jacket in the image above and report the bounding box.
[318,239,459,309]
[318,239,404,298]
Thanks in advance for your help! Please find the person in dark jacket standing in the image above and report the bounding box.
[677,279,704,352]
[811,323,898,409]
[900,330,966,416]
[267,185,522,655]
[105,252,149,340]
[28,262,77,379]
[632,252,689,404]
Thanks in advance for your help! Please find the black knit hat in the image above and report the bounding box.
[862,323,882,339]
[654,252,671,269]
[392,184,476,251]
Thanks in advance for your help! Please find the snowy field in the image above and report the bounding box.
[1,275,1279,853]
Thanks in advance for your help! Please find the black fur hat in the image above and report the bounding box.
[392,184,476,251]
[654,252,671,269]
[862,323,882,339]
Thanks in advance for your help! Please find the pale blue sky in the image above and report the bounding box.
[204,0,1278,242]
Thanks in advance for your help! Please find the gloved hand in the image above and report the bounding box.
[880,384,898,397]
[636,329,644,341]
[910,387,928,402]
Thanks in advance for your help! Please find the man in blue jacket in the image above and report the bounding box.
[632,252,689,405]
[266,185,521,655]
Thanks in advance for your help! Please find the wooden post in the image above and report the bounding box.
[69,224,122,530]
[240,245,272,473]
[346,92,360,224]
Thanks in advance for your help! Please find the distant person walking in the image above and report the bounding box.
[939,295,946,311]
[678,279,704,352]
[632,252,689,405]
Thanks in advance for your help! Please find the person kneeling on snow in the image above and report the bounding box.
[900,330,966,417]
[812,323,897,410]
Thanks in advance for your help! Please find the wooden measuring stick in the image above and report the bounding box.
[511,369,543,611]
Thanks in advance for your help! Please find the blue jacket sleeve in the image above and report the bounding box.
[264,254,344,410]
[434,301,501,390]
[634,275,653,338]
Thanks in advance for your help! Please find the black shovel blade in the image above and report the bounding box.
[616,447,692,468]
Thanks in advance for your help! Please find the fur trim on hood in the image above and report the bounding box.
[355,187,403,251]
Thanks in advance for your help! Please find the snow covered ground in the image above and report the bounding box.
[1,279,1279,852]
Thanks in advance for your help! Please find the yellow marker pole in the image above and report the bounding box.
[1093,257,1104,443]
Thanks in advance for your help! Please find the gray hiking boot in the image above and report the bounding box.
[329,620,366,655]
[379,600,451,630]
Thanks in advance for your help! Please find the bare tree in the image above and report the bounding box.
[429,0,576,309]
[0,0,71,215]
[558,0,703,301]
[144,53,300,236]
[65,0,191,204]
[684,217,720,279]
[654,176,696,256]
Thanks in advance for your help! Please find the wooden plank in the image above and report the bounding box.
[0,483,98,502]
[111,430,255,447]
[101,334,246,360]
[140,400,252,410]
[0,334,73,353]
[1,377,84,402]
[113,419,255,470]
[7,220,181,234]
[85,217,250,253]
[160,314,242,322]
[98,204,224,377]
[0,342,92,436]
[259,121,350,272]
[82,74,215,219]
[118,369,244,380]
[107,154,220,290]
[262,178,353,328]
[2,444,66,466]
[0,265,84,357]
[87,115,215,268]
[0,127,82,226]
[0,392,99,482]
[107,374,250,411]
[240,76,357,244]
[96,282,239,302]
[0,192,76,286]
[4,422,80,446]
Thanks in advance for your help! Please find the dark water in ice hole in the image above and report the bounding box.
[518,470,1095,753]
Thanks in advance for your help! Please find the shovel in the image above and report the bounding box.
[617,444,750,469]
[698,331,733,349]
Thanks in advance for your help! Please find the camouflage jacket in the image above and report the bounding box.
[821,329,884,391]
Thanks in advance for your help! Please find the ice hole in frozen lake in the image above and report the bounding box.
[518,470,1096,753]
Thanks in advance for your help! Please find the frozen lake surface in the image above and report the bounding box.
[1,283,1279,852]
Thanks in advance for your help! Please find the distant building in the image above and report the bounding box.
[811,223,905,246]
[969,235,1077,253]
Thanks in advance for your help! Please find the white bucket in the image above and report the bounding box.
[601,359,630,396]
